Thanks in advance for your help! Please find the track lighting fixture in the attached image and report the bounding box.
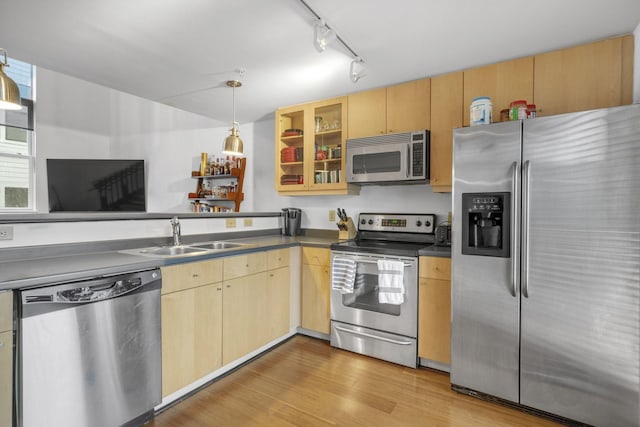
[350,57,366,83]
[299,0,365,83]
[313,19,335,53]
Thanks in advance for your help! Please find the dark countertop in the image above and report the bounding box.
[0,233,450,291]
[0,234,337,291]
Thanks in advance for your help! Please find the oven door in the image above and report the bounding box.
[330,251,418,338]
[346,141,410,183]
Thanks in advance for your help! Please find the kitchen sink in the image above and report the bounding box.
[120,240,252,259]
[189,241,246,250]
[138,245,209,256]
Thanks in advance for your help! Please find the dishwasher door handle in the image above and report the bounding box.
[22,269,161,306]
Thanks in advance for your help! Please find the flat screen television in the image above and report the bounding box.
[47,159,146,212]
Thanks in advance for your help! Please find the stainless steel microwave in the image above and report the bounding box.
[346,130,430,184]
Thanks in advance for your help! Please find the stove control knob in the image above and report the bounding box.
[361,219,366,225]
[368,219,374,225]
[416,220,422,227]
[425,220,431,227]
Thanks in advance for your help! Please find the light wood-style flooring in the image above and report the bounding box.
[151,335,560,426]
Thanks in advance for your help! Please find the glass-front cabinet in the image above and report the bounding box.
[275,97,358,195]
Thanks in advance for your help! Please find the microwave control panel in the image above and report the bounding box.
[358,213,435,234]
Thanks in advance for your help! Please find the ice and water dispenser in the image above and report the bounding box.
[461,193,510,257]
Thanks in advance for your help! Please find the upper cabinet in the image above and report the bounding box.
[274,34,634,195]
[463,57,534,126]
[430,72,463,193]
[534,35,634,117]
[276,97,358,196]
[348,79,431,139]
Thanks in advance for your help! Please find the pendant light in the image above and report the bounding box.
[0,49,22,110]
[222,80,244,156]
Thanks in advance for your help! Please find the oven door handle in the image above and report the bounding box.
[334,325,413,346]
[352,259,413,267]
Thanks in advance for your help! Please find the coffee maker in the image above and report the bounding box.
[281,208,302,236]
[461,193,510,257]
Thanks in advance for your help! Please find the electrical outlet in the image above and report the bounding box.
[447,211,452,223]
[329,210,336,222]
[0,226,13,240]
[225,218,236,228]
[244,218,253,227]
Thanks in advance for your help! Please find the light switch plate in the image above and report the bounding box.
[225,218,236,228]
[329,210,336,222]
[0,226,13,240]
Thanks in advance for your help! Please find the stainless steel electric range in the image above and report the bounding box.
[329,212,436,368]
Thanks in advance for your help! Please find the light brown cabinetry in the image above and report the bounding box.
[463,57,534,126]
[418,257,451,365]
[348,79,431,139]
[222,271,268,364]
[0,291,12,427]
[534,35,634,117]
[161,260,223,397]
[276,97,356,195]
[301,247,331,334]
[429,72,463,193]
[222,249,290,364]
[162,249,292,396]
[161,282,222,397]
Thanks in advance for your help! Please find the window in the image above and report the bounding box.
[0,58,34,211]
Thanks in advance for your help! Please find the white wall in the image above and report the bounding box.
[12,65,451,249]
[251,119,452,229]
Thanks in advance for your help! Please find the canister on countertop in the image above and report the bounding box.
[527,104,537,118]
[470,96,492,126]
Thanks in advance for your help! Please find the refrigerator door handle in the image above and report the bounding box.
[510,161,519,297]
[522,160,531,298]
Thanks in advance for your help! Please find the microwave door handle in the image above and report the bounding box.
[406,145,410,178]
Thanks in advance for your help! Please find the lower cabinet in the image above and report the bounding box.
[161,260,223,398]
[222,271,269,364]
[301,247,331,334]
[418,256,452,365]
[0,291,12,427]
[161,248,293,398]
[266,265,291,342]
[161,283,222,397]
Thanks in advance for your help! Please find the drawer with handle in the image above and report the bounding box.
[161,259,223,294]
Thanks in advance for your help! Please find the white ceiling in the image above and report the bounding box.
[2,0,639,127]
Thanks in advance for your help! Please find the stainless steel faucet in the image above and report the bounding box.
[170,216,181,246]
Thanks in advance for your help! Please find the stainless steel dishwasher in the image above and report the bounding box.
[18,268,162,427]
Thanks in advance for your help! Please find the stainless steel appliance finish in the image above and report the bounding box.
[451,105,640,426]
[346,130,429,184]
[281,207,302,236]
[18,269,162,427]
[330,213,435,368]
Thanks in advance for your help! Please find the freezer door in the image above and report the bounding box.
[451,121,522,403]
[521,105,640,426]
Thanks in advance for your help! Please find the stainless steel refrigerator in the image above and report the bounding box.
[451,105,639,426]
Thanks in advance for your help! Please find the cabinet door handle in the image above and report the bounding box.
[226,285,231,288]
[192,273,199,278]
[216,287,222,291]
